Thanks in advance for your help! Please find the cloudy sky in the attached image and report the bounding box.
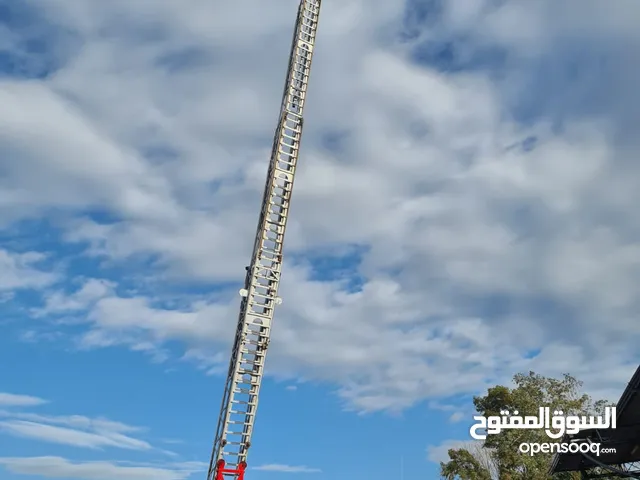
[1,0,639,478]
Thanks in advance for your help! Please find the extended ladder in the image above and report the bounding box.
[206,1,322,479]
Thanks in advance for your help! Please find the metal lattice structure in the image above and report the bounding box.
[578,461,640,479]
[550,365,640,479]
[205,2,321,480]
[570,461,640,479]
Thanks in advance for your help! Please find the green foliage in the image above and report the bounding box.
[439,371,615,480]
[441,448,492,480]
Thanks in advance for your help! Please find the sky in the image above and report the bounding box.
[1,0,640,478]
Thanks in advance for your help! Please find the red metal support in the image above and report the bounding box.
[215,460,247,480]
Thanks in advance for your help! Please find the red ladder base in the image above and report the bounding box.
[215,460,247,480]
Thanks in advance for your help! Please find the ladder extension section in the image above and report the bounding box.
[206,2,321,479]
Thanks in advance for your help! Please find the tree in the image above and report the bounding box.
[439,371,615,480]
[440,442,497,480]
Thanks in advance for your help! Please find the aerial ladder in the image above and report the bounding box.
[205,1,322,479]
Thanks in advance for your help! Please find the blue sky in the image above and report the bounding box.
[1,0,640,479]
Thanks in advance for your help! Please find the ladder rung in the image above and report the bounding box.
[233,389,254,395]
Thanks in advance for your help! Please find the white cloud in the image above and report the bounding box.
[0,250,56,291]
[2,0,640,413]
[40,278,114,314]
[449,412,465,423]
[0,393,48,407]
[0,457,201,480]
[0,81,180,224]
[0,421,150,451]
[253,464,321,473]
[0,405,192,478]
[0,411,153,451]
